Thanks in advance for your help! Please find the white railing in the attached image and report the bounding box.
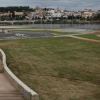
[0,49,39,100]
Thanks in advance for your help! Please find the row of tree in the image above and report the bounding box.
[0,6,34,12]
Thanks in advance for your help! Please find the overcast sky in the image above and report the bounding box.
[0,0,100,10]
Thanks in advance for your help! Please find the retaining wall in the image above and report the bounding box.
[0,49,39,100]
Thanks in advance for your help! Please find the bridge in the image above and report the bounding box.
[0,20,35,25]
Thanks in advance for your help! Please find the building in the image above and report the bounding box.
[14,11,24,16]
[81,9,93,18]
[0,11,11,16]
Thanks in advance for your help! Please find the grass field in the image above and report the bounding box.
[50,30,78,35]
[12,29,77,35]
[75,34,100,40]
[0,37,100,100]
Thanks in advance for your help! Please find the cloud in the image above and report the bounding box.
[0,0,99,10]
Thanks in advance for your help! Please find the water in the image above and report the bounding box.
[25,24,100,29]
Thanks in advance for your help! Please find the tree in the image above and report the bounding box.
[12,11,15,19]
[96,13,100,20]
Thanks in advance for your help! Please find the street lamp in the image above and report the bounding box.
[41,18,42,30]
[40,14,43,29]
[72,13,73,28]
[40,14,43,37]
[79,15,81,29]
[51,16,53,29]
[85,16,87,29]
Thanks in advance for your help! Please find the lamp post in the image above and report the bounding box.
[72,13,73,28]
[40,15,43,29]
[41,18,42,30]
[79,15,81,29]
[85,16,87,30]
[40,14,43,37]
[51,17,53,29]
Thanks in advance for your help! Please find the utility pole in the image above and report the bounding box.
[51,16,53,29]
[40,14,43,37]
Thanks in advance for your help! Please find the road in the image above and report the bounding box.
[0,31,52,40]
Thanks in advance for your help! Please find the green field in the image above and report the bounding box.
[0,27,83,35]
[0,37,100,100]
[12,29,77,35]
[50,30,78,35]
[75,34,100,40]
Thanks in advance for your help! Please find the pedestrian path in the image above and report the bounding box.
[0,73,26,100]
[0,57,26,100]
[53,33,100,43]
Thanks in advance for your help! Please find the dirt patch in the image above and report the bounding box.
[94,29,100,35]
[0,41,17,47]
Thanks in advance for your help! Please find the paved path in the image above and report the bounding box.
[0,55,26,100]
[53,33,100,43]
[0,73,16,91]
[68,35,100,43]
[0,73,26,100]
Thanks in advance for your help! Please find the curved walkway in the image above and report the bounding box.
[0,73,26,100]
[96,35,100,37]
[68,35,100,43]
[53,33,100,43]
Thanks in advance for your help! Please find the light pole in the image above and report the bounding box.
[51,17,53,29]
[72,13,73,28]
[79,15,81,29]
[40,14,43,37]
[41,18,42,30]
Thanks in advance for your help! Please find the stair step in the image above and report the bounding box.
[0,91,26,100]
[0,90,20,93]
[0,92,21,94]
[0,93,23,96]
[0,98,26,100]
[0,66,4,73]
[0,96,25,100]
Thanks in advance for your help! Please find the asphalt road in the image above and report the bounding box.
[0,31,52,40]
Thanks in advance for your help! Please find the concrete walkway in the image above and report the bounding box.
[0,56,26,100]
[68,35,100,43]
[0,73,16,91]
[53,32,100,43]
[0,73,26,100]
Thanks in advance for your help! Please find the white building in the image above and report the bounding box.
[52,12,62,17]
[81,9,93,18]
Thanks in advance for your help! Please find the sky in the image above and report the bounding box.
[0,0,100,10]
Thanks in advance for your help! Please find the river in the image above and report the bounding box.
[22,24,100,29]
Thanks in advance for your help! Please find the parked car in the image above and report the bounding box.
[15,33,25,37]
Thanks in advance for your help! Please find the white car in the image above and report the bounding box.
[15,33,25,37]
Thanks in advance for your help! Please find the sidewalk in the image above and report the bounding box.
[0,70,25,100]
[53,34,100,43]
[0,50,26,100]
[0,73,16,91]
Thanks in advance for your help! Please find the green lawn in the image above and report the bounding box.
[12,29,77,35]
[50,30,78,35]
[75,34,100,40]
[0,37,100,100]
